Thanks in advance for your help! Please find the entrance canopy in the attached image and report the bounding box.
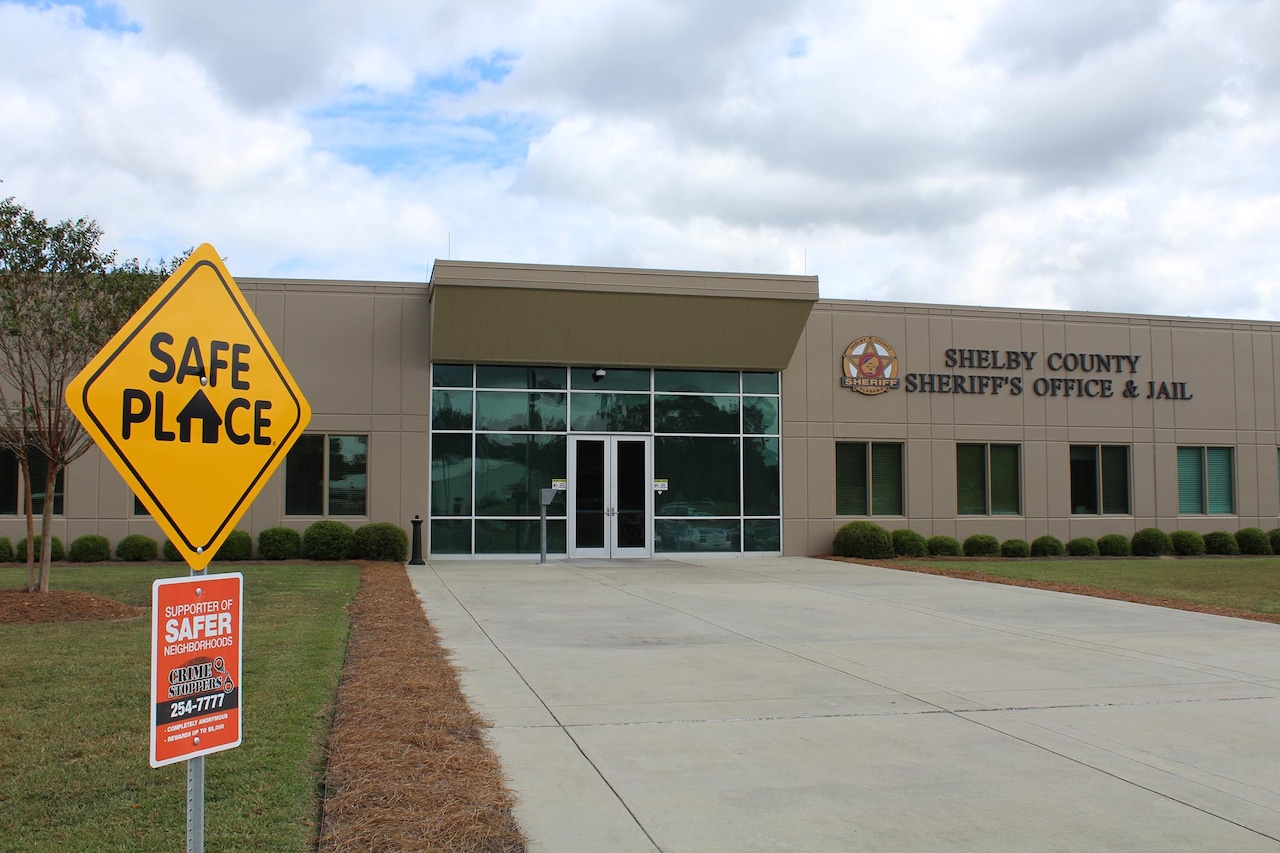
[428,261,818,371]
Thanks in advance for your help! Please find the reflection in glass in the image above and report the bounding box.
[431,390,473,430]
[0,448,17,515]
[430,519,471,554]
[616,440,646,548]
[743,438,780,516]
[655,437,739,516]
[654,395,738,434]
[476,392,567,431]
[328,435,368,516]
[432,363,473,388]
[655,519,740,552]
[654,370,738,394]
[570,367,650,391]
[574,439,605,549]
[428,364,784,556]
[957,444,987,515]
[25,446,64,516]
[744,519,781,552]
[477,519,566,554]
[476,365,566,389]
[742,372,779,394]
[431,434,472,516]
[571,393,651,432]
[1101,446,1130,515]
[476,435,567,516]
[743,397,778,435]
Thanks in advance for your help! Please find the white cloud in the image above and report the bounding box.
[0,0,1276,320]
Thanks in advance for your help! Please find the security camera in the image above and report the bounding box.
[592,368,607,382]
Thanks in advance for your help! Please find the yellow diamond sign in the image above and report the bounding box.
[66,244,311,571]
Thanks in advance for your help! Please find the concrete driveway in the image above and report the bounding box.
[408,557,1280,852]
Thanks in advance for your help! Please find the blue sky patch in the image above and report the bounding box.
[16,0,140,32]
[304,63,546,176]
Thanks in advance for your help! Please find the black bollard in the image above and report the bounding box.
[409,515,425,565]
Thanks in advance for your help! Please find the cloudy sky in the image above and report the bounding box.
[1,0,1277,319]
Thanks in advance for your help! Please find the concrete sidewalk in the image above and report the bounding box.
[408,557,1280,852]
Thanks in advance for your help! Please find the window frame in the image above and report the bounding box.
[1069,444,1131,515]
[284,432,370,517]
[1177,446,1234,515]
[956,443,1021,516]
[0,445,65,517]
[429,365,783,555]
[835,441,905,517]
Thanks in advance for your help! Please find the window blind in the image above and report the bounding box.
[1206,447,1234,514]
[1177,447,1204,514]
[870,443,903,516]
[835,443,868,515]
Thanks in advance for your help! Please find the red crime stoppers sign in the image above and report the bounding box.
[150,573,243,768]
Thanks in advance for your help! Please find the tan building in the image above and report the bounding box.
[4,261,1278,558]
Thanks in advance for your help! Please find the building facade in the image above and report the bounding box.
[4,261,1279,558]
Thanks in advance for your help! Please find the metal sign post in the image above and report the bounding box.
[187,754,204,853]
[187,563,205,853]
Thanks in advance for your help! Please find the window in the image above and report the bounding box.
[1178,447,1234,514]
[836,442,903,516]
[284,434,368,516]
[1069,445,1130,514]
[0,446,64,516]
[430,364,783,555]
[956,444,1020,515]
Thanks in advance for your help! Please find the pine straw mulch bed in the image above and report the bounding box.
[318,561,527,853]
[824,556,1280,626]
[0,588,144,623]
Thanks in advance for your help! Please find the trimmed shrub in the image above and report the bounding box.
[163,540,183,561]
[353,522,409,562]
[1204,531,1239,555]
[963,533,1000,558]
[1131,527,1173,557]
[1097,533,1131,557]
[15,536,65,562]
[1000,538,1030,558]
[302,520,355,561]
[833,521,894,560]
[258,526,301,561]
[891,529,928,558]
[116,534,158,562]
[1270,528,1280,556]
[69,534,112,562]
[215,530,253,561]
[0,537,12,562]
[927,535,962,557]
[1235,527,1272,555]
[1031,535,1066,557]
[1066,537,1099,557]
[1170,530,1205,557]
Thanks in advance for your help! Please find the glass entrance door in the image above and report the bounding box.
[569,435,652,558]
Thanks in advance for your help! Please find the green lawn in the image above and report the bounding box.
[0,563,359,852]
[913,557,1280,615]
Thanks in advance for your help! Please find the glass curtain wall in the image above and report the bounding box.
[429,364,782,555]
